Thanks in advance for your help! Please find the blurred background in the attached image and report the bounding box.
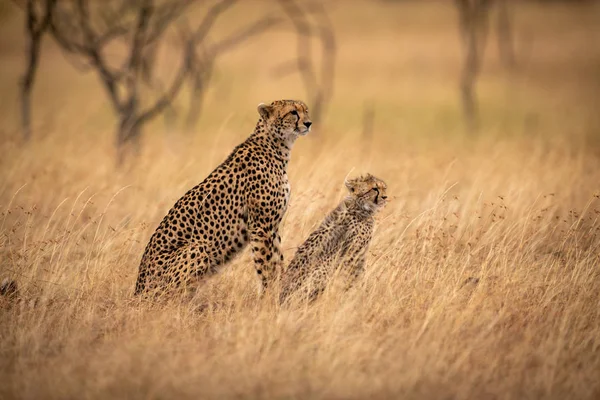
[0,0,598,158]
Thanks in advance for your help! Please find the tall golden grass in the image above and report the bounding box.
[1,1,600,399]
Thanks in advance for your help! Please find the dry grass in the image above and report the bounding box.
[1,1,600,399]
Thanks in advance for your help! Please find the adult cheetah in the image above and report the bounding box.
[134,100,312,296]
[280,174,387,304]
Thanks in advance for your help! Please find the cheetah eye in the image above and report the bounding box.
[290,110,299,117]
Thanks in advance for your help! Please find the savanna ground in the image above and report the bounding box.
[1,1,600,399]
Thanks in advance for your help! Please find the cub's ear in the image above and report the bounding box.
[344,179,356,193]
[257,103,273,119]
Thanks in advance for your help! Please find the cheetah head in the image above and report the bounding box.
[345,173,388,213]
[257,100,312,143]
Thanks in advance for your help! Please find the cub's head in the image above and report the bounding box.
[345,173,388,213]
[257,100,312,142]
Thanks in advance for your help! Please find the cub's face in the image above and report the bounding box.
[345,174,388,213]
[257,100,312,140]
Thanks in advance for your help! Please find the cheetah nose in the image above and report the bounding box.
[381,196,388,200]
[304,121,312,129]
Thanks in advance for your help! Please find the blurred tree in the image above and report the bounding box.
[496,0,515,69]
[13,0,56,142]
[48,0,200,163]
[454,0,516,133]
[47,0,284,164]
[271,0,336,125]
[14,0,336,164]
[455,0,492,133]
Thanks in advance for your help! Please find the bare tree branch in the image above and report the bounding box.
[209,14,282,54]
[184,9,284,128]
[189,0,236,44]
[144,0,195,44]
[307,1,336,123]
[127,21,195,135]
[272,0,336,123]
[74,0,124,110]
[149,0,237,130]
[278,0,318,92]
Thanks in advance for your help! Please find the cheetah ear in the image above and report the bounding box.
[257,103,273,119]
[343,168,357,193]
[344,179,355,193]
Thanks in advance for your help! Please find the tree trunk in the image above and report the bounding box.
[457,0,491,134]
[185,80,208,130]
[20,30,43,142]
[460,22,479,133]
[497,0,516,69]
[116,105,142,167]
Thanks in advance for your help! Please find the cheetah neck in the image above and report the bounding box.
[344,197,376,220]
[253,119,295,161]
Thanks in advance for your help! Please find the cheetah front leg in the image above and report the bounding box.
[272,229,284,277]
[248,215,283,293]
[339,245,369,291]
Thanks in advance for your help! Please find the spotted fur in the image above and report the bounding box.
[134,100,312,296]
[280,174,388,304]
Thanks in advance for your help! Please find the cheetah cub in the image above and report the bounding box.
[280,174,387,304]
